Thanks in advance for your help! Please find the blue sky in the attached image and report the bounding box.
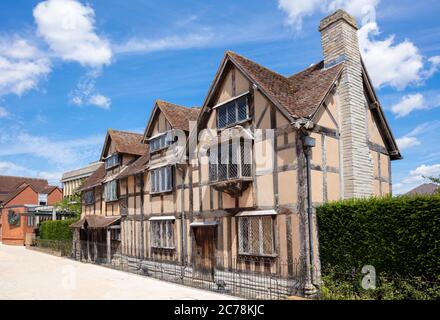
[0,0,439,194]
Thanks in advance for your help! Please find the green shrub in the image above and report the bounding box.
[39,219,78,240]
[317,195,440,280]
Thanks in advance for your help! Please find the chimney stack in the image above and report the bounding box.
[319,10,374,198]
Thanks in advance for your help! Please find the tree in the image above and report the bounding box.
[54,192,82,219]
[426,175,440,194]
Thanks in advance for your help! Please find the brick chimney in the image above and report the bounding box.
[319,10,374,198]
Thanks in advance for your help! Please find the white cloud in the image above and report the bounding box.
[393,163,440,194]
[0,106,9,118]
[396,136,420,150]
[0,131,103,166]
[113,33,213,55]
[0,161,62,183]
[391,93,427,118]
[278,0,379,31]
[88,94,110,109]
[0,37,51,97]
[277,0,440,89]
[33,0,112,68]
[69,69,110,109]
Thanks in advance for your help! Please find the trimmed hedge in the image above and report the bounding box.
[317,195,440,280]
[39,219,77,240]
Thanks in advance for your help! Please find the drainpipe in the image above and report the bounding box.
[178,165,187,266]
[140,172,145,260]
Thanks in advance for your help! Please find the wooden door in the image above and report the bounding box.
[193,227,215,280]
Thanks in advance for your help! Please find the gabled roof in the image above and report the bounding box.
[143,100,200,139]
[0,175,50,205]
[116,151,150,180]
[202,51,344,121]
[405,183,438,196]
[77,164,106,192]
[100,129,147,160]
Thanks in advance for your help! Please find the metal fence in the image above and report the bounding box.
[33,239,307,300]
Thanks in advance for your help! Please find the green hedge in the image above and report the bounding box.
[39,219,77,240]
[317,195,440,280]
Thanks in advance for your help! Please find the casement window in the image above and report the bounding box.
[105,153,119,169]
[84,190,95,205]
[238,216,275,256]
[150,166,173,193]
[217,94,249,129]
[149,131,173,153]
[38,193,48,206]
[208,139,252,182]
[104,180,118,202]
[150,220,175,249]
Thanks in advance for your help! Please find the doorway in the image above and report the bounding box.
[193,226,216,280]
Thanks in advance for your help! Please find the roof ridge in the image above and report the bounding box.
[287,61,324,79]
[108,129,143,136]
[226,51,288,80]
[0,175,48,181]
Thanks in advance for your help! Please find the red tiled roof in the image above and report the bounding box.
[156,100,200,132]
[226,51,344,118]
[0,175,50,205]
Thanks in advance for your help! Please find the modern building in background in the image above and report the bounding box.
[61,161,103,199]
[0,176,62,245]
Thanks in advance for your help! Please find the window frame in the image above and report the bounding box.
[104,180,118,202]
[84,190,95,205]
[149,130,173,154]
[150,166,173,194]
[105,153,120,170]
[150,220,175,250]
[216,94,250,129]
[238,215,276,257]
[208,138,252,183]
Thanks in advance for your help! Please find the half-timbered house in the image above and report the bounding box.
[75,10,401,296]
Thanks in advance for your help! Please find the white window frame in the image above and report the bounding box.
[38,193,48,206]
[238,215,276,256]
[150,166,173,194]
[104,180,118,202]
[150,220,175,249]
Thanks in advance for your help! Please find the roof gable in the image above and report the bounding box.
[200,51,344,126]
[100,129,147,160]
[361,60,401,160]
[143,100,200,140]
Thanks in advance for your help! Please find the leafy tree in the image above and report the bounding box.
[54,192,81,219]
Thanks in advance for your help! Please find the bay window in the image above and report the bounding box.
[208,139,252,183]
[149,131,173,153]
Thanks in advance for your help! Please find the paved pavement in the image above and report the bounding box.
[0,243,237,300]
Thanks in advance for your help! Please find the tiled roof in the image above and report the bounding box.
[117,151,149,180]
[156,100,200,132]
[0,175,50,205]
[226,51,344,118]
[405,183,438,196]
[77,164,106,192]
[108,129,147,156]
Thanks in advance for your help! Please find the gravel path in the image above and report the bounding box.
[0,243,238,300]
